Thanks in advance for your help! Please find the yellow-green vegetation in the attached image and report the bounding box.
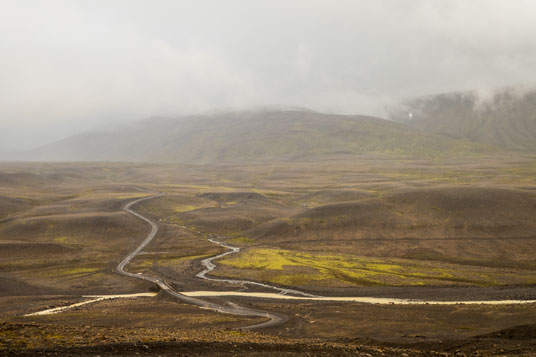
[173,205,199,213]
[52,236,87,245]
[372,168,484,183]
[226,233,255,245]
[55,267,100,276]
[229,236,255,245]
[115,194,149,199]
[370,161,536,185]
[54,236,69,243]
[33,266,101,278]
[499,162,536,183]
[141,196,218,219]
[79,192,148,200]
[217,248,536,287]
[128,258,154,270]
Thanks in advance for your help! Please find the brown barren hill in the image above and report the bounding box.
[247,186,536,269]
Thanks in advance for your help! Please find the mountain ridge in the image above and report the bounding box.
[389,89,536,152]
[18,109,488,163]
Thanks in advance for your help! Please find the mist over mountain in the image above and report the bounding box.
[18,109,486,163]
[11,89,536,164]
[389,89,536,152]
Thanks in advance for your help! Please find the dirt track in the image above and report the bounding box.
[116,194,289,330]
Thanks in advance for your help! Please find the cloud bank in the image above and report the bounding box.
[1,0,536,149]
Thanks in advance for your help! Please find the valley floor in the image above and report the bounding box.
[1,156,536,355]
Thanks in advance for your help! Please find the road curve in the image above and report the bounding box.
[197,236,318,298]
[115,193,536,331]
[116,194,287,330]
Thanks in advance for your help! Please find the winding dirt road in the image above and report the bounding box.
[27,193,536,322]
[116,194,288,330]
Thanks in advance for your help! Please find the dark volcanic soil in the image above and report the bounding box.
[2,321,536,356]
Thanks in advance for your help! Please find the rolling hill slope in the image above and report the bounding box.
[245,186,536,270]
[23,110,486,163]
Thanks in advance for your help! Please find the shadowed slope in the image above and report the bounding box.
[390,89,536,152]
[246,186,536,270]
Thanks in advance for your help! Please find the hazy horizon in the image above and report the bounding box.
[2,0,536,150]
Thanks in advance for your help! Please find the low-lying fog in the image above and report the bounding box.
[1,0,536,151]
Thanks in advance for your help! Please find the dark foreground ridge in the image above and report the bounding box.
[3,321,536,356]
[0,340,382,357]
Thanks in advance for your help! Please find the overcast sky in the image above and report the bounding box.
[1,0,536,150]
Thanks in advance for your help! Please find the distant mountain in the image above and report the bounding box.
[21,109,487,163]
[389,89,536,152]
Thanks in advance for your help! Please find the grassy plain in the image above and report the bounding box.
[216,248,536,288]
